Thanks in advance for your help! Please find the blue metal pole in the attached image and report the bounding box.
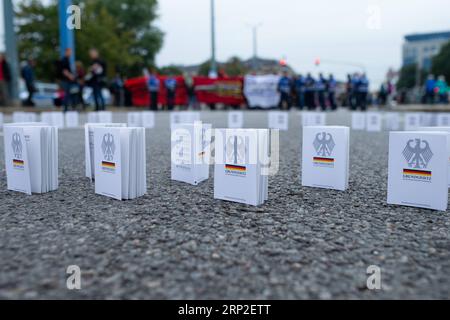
[58,0,75,69]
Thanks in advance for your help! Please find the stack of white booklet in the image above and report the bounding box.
[85,123,127,180]
[387,131,449,211]
[3,123,58,195]
[127,111,155,128]
[94,127,147,200]
[171,122,212,185]
[214,129,270,206]
[302,126,350,191]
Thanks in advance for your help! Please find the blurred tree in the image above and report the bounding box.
[16,0,163,81]
[432,41,450,81]
[16,0,60,81]
[397,63,426,89]
[223,56,248,77]
[198,60,213,77]
[159,65,184,75]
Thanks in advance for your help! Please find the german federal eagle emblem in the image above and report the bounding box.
[11,133,23,159]
[227,136,245,165]
[101,133,116,162]
[313,132,335,157]
[403,139,433,169]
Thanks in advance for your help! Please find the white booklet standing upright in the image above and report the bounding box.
[302,112,326,127]
[351,112,366,130]
[302,126,350,191]
[387,131,449,211]
[228,111,244,128]
[65,111,80,128]
[94,127,147,200]
[85,123,127,180]
[366,112,382,132]
[4,123,58,195]
[268,111,289,131]
[88,111,113,124]
[41,112,65,128]
[437,113,450,127]
[385,112,400,131]
[171,122,212,185]
[170,111,201,129]
[214,129,270,206]
[0,112,4,128]
[404,113,421,131]
[127,111,155,129]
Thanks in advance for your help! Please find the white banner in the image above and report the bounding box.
[244,75,281,109]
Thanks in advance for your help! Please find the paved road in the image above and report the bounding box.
[1,110,450,299]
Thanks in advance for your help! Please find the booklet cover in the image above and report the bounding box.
[94,127,147,200]
[85,123,127,180]
[302,126,350,191]
[351,112,366,130]
[228,111,244,128]
[366,112,382,132]
[302,112,326,127]
[268,111,289,131]
[65,111,80,128]
[4,127,32,195]
[4,124,58,195]
[214,129,269,206]
[171,122,212,185]
[387,131,449,211]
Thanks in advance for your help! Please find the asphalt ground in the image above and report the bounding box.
[1,110,450,299]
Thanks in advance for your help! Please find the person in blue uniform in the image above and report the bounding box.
[327,74,337,110]
[316,73,327,111]
[147,69,160,111]
[294,74,305,110]
[277,71,293,109]
[165,76,177,111]
[356,73,369,111]
[304,73,316,110]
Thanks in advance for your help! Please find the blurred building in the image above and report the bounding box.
[402,31,450,71]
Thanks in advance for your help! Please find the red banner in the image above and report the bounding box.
[125,76,188,107]
[194,77,244,105]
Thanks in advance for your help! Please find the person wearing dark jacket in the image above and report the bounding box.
[165,76,177,111]
[316,73,327,111]
[58,48,76,112]
[304,73,316,110]
[21,58,36,106]
[277,71,293,110]
[0,53,11,106]
[88,49,107,111]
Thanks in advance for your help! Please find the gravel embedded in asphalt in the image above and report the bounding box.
[1,109,450,300]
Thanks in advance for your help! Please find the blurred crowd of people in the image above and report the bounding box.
[423,74,449,104]
[1,47,448,111]
[276,71,370,111]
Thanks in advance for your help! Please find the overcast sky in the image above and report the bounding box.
[1,0,450,87]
